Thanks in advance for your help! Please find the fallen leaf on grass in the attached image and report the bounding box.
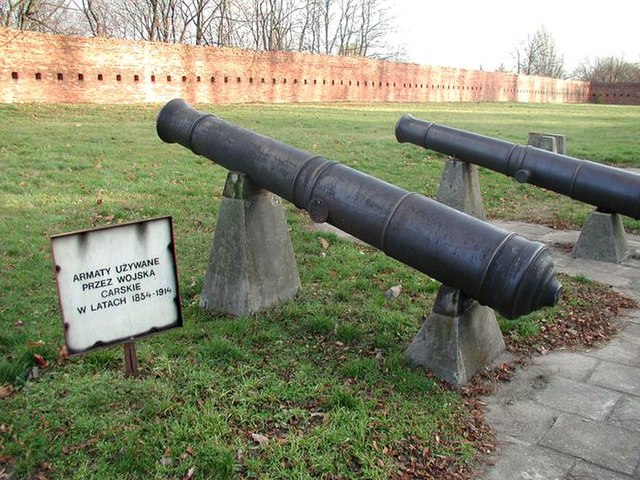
[62,438,97,455]
[319,238,330,250]
[180,446,195,460]
[27,340,45,348]
[57,345,69,366]
[251,433,269,445]
[505,274,638,356]
[0,385,14,399]
[32,461,52,480]
[181,466,195,480]
[33,354,48,369]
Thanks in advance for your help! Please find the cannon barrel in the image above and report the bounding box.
[157,99,561,318]
[396,113,640,220]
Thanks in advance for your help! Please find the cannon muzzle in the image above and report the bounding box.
[396,113,640,220]
[157,99,561,318]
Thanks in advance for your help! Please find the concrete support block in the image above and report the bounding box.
[200,172,300,316]
[528,132,567,155]
[572,210,628,263]
[406,160,504,385]
[436,158,485,219]
[406,286,506,385]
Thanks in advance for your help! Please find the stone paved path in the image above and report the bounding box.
[480,221,640,480]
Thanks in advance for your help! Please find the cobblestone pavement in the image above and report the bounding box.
[480,221,640,480]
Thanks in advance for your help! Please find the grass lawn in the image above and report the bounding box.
[1,101,639,479]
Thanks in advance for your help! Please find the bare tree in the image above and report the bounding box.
[180,0,213,44]
[113,0,186,42]
[72,0,116,36]
[194,0,240,47]
[238,0,301,51]
[1,0,70,32]
[353,0,393,58]
[295,0,318,52]
[296,0,341,55]
[573,56,640,83]
[2,0,398,57]
[0,0,19,26]
[335,0,355,55]
[296,0,396,58]
[512,26,565,78]
[69,0,242,46]
[1,0,39,28]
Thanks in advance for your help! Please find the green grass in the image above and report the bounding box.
[1,101,639,479]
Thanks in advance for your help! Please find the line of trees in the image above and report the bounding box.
[573,56,640,83]
[509,25,640,82]
[0,0,402,59]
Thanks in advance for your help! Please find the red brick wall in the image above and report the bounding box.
[0,28,594,104]
[588,83,640,105]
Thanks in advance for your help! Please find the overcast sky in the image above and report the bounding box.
[391,0,640,73]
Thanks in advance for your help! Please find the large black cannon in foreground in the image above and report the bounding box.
[395,113,640,220]
[157,99,561,319]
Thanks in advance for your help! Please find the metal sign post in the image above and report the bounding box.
[123,342,139,376]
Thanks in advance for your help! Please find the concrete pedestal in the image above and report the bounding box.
[405,158,505,385]
[406,286,506,385]
[436,158,485,220]
[200,172,300,316]
[528,132,567,155]
[572,210,628,263]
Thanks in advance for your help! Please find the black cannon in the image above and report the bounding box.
[395,113,640,220]
[157,99,561,319]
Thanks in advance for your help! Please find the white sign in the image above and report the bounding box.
[51,217,182,355]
